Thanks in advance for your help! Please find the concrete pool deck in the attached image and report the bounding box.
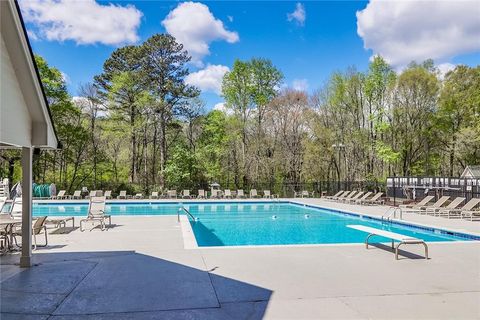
[1,198,479,319]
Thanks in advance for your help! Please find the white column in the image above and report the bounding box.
[20,147,33,268]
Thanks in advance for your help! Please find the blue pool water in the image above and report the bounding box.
[33,201,476,246]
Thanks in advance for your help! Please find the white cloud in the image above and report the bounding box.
[292,79,309,91]
[437,63,456,80]
[162,2,239,66]
[213,102,233,115]
[287,3,306,26]
[356,0,480,67]
[26,29,38,41]
[60,71,70,84]
[19,0,142,46]
[185,65,229,94]
[214,102,226,111]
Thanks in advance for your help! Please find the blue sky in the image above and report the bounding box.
[19,0,480,110]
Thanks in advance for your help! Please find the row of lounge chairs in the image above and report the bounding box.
[324,190,480,221]
[400,196,480,221]
[52,189,280,200]
[325,190,384,205]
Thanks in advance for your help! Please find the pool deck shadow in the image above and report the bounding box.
[0,251,272,319]
[368,242,428,260]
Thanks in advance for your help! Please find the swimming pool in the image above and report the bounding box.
[33,201,477,246]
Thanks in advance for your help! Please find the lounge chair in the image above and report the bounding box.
[402,196,450,214]
[13,216,48,249]
[400,195,435,209]
[236,190,245,198]
[52,190,66,199]
[330,191,351,201]
[224,189,232,199]
[439,198,480,219]
[425,197,465,216]
[361,192,384,205]
[104,190,112,199]
[344,191,364,203]
[250,189,260,198]
[460,199,480,221]
[210,189,220,199]
[86,190,97,199]
[354,192,372,204]
[72,190,82,199]
[166,190,176,199]
[117,190,127,199]
[182,190,191,199]
[303,190,313,198]
[338,191,358,202]
[80,197,111,231]
[150,191,159,199]
[134,193,143,199]
[46,216,75,229]
[197,190,206,199]
[325,190,343,200]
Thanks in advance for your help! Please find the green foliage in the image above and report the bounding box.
[3,49,478,194]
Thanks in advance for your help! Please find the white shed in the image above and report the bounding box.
[1,0,59,267]
[460,166,480,179]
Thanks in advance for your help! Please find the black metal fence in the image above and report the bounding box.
[387,176,480,202]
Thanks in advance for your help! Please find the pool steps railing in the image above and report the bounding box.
[177,206,197,222]
[381,207,403,222]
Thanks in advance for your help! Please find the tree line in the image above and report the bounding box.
[1,33,479,195]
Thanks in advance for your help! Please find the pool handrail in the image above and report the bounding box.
[177,206,196,222]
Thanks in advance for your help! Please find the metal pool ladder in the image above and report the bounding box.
[381,207,403,222]
[177,206,197,222]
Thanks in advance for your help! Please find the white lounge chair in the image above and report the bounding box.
[134,193,143,199]
[400,195,435,209]
[80,197,111,231]
[150,191,159,199]
[440,198,480,220]
[104,190,112,199]
[167,190,177,199]
[325,190,344,200]
[360,192,384,205]
[330,191,351,201]
[344,191,364,203]
[354,192,372,204]
[224,189,232,199]
[197,190,206,199]
[210,189,220,199]
[426,197,465,216]
[182,190,191,199]
[72,190,82,199]
[460,199,480,221]
[339,191,358,202]
[117,190,127,199]
[249,189,259,198]
[52,190,66,199]
[403,196,450,213]
[86,190,97,199]
[236,190,245,198]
